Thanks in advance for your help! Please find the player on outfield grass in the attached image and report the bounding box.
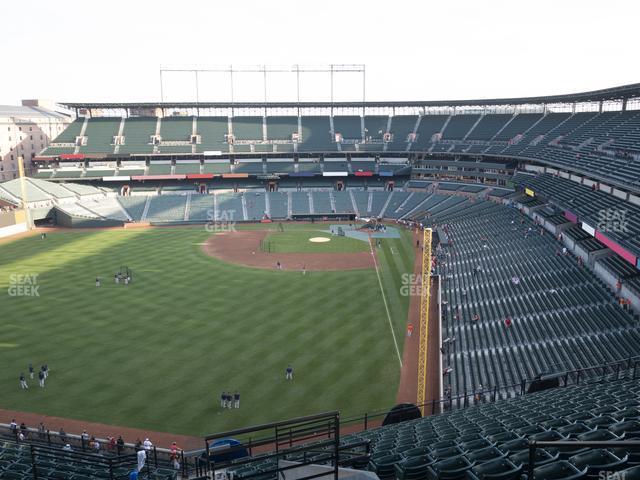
[285,365,294,380]
[38,369,45,388]
[28,363,34,379]
[19,373,28,389]
[234,392,240,409]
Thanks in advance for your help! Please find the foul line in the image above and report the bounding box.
[370,239,403,368]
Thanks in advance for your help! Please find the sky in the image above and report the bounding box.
[1,0,639,105]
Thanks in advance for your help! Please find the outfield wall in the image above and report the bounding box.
[0,210,28,238]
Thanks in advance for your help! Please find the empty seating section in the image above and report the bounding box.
[299,117,333,152]
[119,117,157,154]
[327,378,640,480]
[291,192,310,215]
[493,113,544,141]
[145,195,187,222]
[203,161,231,174]
[187,195,214,221]
[333,116,362,140]
[160,116,193,141]
[323,161,349,172]
[382,191,410,217]
[267,192,288,219]
[235,161,264,174]
[196,117,229,153]
[148,163,171,175]
[42,118,83,155]
[79,118,120,154]
[422,201,640,398]
[266,162,295,174]
[266,116,298,141]
[297,161,322,174]
[386,192,430,219]
[244,192,266,220]
[442,115,480,140]
[84,168,115,178]
[466,114,512,141]
[216,194,243,222]
[332,191,355,214]
[369,192,389,217]
[351,160,376,172]
[174,162,201,174]
[413,115,449,148]
[352,191,370,216]
[514,173,640,257]
[311,191,333,214]
[364,116,389,141]
[37,110,640,192]
[117,196,147,221]
[233,117,263,141]
[387,116,417,152]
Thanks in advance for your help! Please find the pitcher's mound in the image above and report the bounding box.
[309,237,331,243]
[202,230,373,271]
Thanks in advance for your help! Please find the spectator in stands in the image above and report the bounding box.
[616,279,622,293]
[19,423,28,439]
[117,436,125,455]
[19,373,28,389]
[37,422,45,440]
[135,439,142,450]
[562,247,568,256]
[143,438,153,452]
[10,419,17,437]
[136,447,146,473]
[108,436,116,453]
[63,444,72,452]
[170,443,180,470]
[505,317,512,328]
[59,427,66,443]
[472,313,480,322]
[511,275,520,286]
[285,365,294,380]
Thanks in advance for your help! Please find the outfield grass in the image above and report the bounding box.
[262,229,370,254]
[0,226,414,436]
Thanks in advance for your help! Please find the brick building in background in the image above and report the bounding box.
[0,100,72,181]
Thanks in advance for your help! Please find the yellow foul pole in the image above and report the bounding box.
[17,156,33,230]
[416,228,433,414]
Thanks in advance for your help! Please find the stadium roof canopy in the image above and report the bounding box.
[62,83,640,110]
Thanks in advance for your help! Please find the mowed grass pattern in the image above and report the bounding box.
[262,229,370,254]
[0,227,414,436]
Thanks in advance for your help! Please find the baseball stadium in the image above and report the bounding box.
[2,5,640,479]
